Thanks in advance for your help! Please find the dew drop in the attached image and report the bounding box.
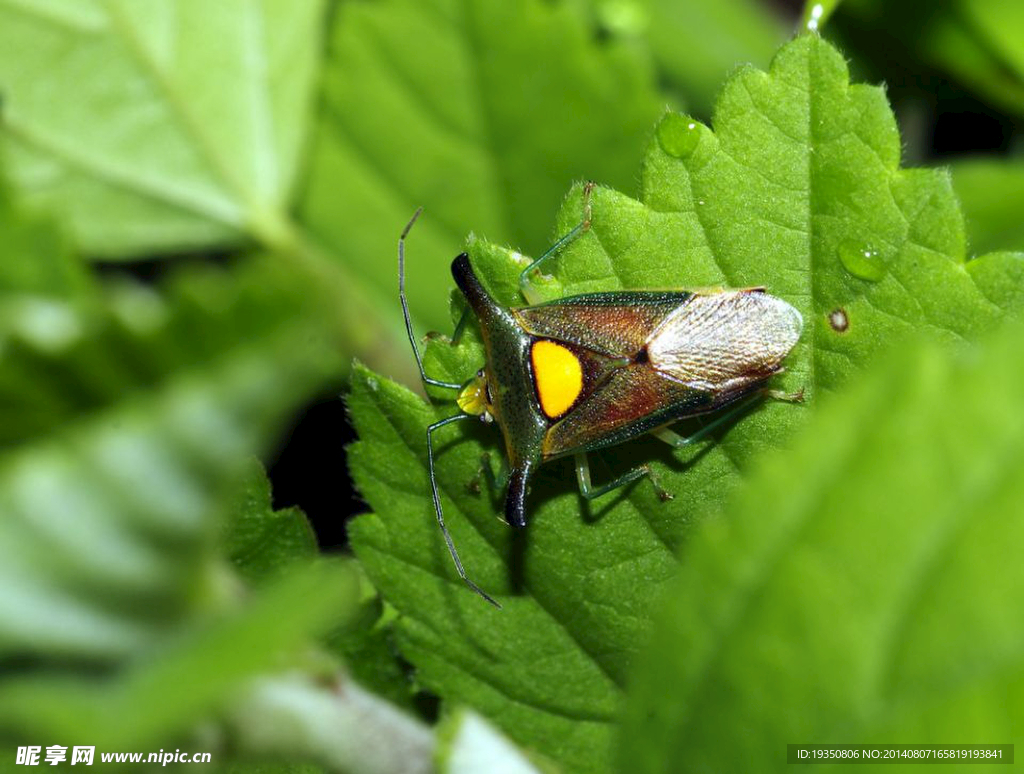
[806,3,824,31]
[657,113,701,159]
[838,240,885,282]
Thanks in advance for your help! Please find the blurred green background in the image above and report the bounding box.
[0,0,1021,772]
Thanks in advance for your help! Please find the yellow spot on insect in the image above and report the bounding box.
[531,340,583,418]
[457,374,488,416]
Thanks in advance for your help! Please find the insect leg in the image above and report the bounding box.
[427,414,501,608]
[466,451,509,498]
[653,397,762,449]
[400,208,463,392]
[655,386,804,450]
[483,451,510,491]
[766,387,805,403]
[574,452,670,501]
[519,182,595,304]
[450,307,471,346]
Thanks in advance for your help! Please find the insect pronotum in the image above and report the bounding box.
[399,185,803,606]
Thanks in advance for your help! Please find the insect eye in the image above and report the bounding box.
[476,369,485,378]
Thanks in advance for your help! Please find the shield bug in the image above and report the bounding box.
[399,186,803,606]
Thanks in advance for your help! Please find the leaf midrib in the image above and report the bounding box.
[102,0,265,219]
[2,0,288,241]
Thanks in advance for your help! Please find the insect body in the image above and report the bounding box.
[400,189,802,606]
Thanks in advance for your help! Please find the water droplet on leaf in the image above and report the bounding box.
[838,240,885,281]
[806,3,824,31]
[657,113,701,158]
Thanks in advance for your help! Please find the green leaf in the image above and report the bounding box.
[298,0,664,331]
[951,158,1024,256]
[619,319,1024,773]
[347,34,1024,773]
[224,458,319,586]
[0,0,325,256]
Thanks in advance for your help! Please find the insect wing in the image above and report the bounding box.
[542,364,712,457]
[514,292,692,357]
[647,290,803,391]
[534,289,802,459]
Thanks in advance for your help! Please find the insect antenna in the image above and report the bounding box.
[401,210,500,606]
[427,415,502,608]
[399,208,463,391]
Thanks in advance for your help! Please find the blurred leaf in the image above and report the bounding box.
[0,1,457,385]
[619,320,1024,773]
[220,765,324,774]
[957,0,1024,89]
[0,258,337,449]
[0,251,342,737]
[952,158,1024,255]
[298,0,664,331]
[325,567,416,713]
[837,0,1024,117]
[0,561,358,748]
[0,178,92,297]
[606,0,785,118]
[919,1,1024,117]
[347,34,1024,772]
[0,0,325,256]
[222,455,417,716]
[223,457,420,725]
[225,458,319,585]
